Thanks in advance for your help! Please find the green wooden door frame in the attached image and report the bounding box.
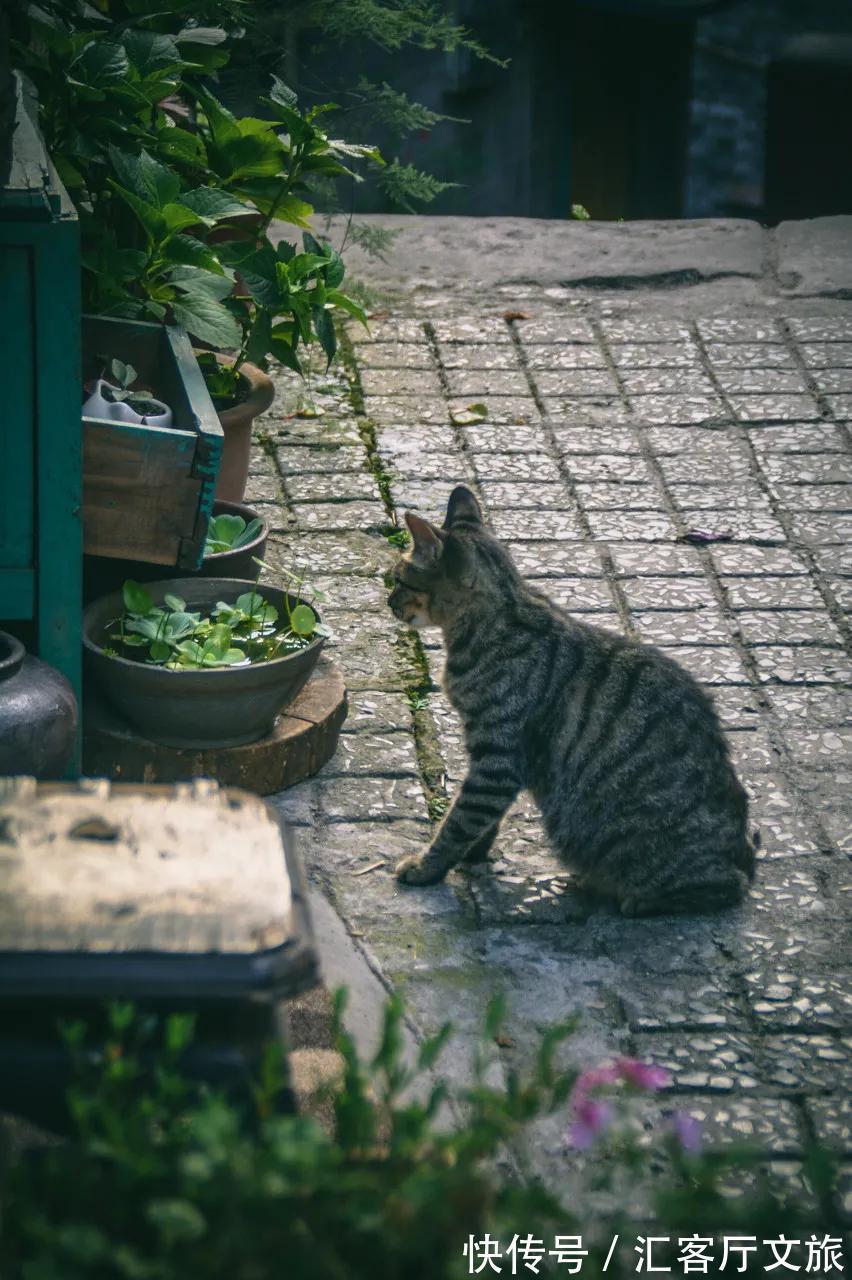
[0,74,82,773]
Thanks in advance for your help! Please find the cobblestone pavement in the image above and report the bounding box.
[249,301,851,1214]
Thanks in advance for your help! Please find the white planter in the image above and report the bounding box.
[82,378,173,428]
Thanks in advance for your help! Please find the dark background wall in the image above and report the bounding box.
[687,0,852,219]
[258,0,852,222]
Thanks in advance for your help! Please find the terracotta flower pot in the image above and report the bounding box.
[200,353,275,504]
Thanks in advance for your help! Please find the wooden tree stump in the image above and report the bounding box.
[83,656,347,794]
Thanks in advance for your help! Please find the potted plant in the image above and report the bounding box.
[83,573,329,749]
[16,7,372,506]
[82,358,173,428]
[200,500,268,579]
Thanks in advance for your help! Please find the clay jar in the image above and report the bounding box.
[0,631,78,778]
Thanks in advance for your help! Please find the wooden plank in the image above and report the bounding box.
[0,569,35,619]
[0,783,295,956]
[83,419,202,563]
[33,216,82,773]
[0,245,34,570]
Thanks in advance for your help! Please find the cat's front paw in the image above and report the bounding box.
[395,854,447,886]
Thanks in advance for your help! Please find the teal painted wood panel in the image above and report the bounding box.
[33,218,82,772]
[0,245,35,580]
[0,76,82,774]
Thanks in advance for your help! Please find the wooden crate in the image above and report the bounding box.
[83,315,223,568]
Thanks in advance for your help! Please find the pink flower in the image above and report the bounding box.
[572,1064,621,1098]
[568,1097,613,1150]
[616,1057,671,1091]
[671,1111,702,1154]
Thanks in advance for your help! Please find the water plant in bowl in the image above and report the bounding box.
[199,500,269,580]
[109,579,327,670]
[83,572,330,749]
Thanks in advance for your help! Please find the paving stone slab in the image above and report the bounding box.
[773,485,852,512]
[607,543,705,576]
[745,968,852,1032]
[292,500,387,533]
[275,443,368,474]
[444,368,531,397]
[758,1034,852,1094]
[697,318,784,343]
[561,453,652,482]
[287,471,379,502]
[437,344,521,369]
[807,1098,852,1154]
[471,451,563,481]
[507,541,605,577]
[631,1031,759,1093]
[610,340,701,368]
[478,480,572,509]
[622,370,717,396]
[355,341,433,369]
[724,576,827,610]
[490,509,585,541]
[729,393,822,422]
[633,610,735,645]
[525,344,607,369]
[575,483,662,510]
[464,423,550,453]
[749,423,846,452]
[553,426,643,453]
[800,342,852,368]
[751,646,852,685]
[622,971,746,1032]
[716,368,810,396]
[679,512,788,543]
[735,611,844,646]
[711,545,810,576]
[316,773,430,824]
[324,731,420,778]
[265,532,391,577]
[586,511,678,541]
[705,343,796,369]
[513,316,597,343]
[621,576,719,610]
[631,395,729,425]
[340,690,413,735]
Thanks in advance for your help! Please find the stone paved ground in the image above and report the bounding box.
[247,224,851,1218]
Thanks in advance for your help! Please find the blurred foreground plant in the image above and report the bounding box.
[0,996,843,1279]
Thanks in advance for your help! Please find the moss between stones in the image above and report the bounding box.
[339,328,450,828]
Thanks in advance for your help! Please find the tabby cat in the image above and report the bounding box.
[387,485,756,916]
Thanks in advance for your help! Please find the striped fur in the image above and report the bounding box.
[388,486,756,916]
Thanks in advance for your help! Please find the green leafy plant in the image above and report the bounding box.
[12,0,371,398]
[203,511,263,556]
[0,998,843,1280]
[108,574,328,669]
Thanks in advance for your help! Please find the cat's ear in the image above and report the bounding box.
[444,485,482,528]
[405,511,445,565]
